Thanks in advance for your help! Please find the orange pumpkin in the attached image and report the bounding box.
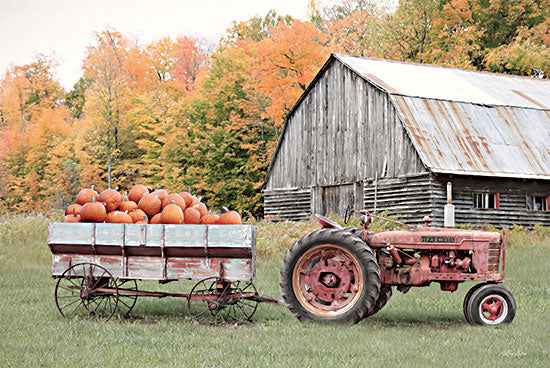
[65,204,82,216]
[105,211,114,223]
[119,197,138,212]
[190,196,201,208]
[151,189,169,202]
[138,194,162,217]
[63,209,80,223]
[109,211,133,224]
[162,194,186,211]
[99,188,123,212]
[161,201,184,224]
[195,202,208,217]
[128,184,149,203]
[149,213,162,224]
[129,209,147,223]
[218,207,242,225]
[184,206,201,224]
[80,197,106,223]
[178,191,194,207]
[200,213,219,225]
[134,215,148,224]
[76,185,99,205]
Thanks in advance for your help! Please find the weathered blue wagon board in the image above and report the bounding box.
[48,222,256,283]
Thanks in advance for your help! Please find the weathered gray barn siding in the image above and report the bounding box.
[431,176,550,228]
[364,174,550,228]
[363,173,434,226]
[263,187,311,221]
[264,59,425,219]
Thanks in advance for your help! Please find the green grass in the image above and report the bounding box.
[1,215,549,367]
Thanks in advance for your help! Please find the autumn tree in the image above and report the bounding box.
[249,20,329,126]
[163,46,276,217]
[82,30,141,189]
[322,1,386,57]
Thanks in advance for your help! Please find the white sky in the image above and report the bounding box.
[0,0,337,90]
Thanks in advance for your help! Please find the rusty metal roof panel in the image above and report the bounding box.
[335,54,550,110]
[393,96,550,179]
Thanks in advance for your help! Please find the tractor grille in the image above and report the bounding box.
[487,243,501,273]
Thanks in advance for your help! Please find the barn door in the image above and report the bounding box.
[322,184,355,218]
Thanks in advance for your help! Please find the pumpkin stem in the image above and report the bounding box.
[222,206,229,213]
[193,204,200,209]
[73,208,77,217]
[171,200,176,204]
[198,196,202,202]
[91,184,95,190]
[91,196,96,203]
[143,214,148,224]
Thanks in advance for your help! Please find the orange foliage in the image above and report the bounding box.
[249,21,329,125]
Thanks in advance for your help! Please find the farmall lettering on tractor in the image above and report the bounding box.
[279,211,516,326]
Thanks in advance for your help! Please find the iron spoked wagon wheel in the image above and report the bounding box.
[280,229,381,324]
[187,277,245,325]
[115,279,139,317]
[465,284,516,326]
[234,281,260,321]
[54,262,119,322]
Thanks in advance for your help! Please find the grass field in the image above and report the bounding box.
[1,214,549,367]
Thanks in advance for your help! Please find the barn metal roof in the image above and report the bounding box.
[336,54,550,110]
[336,54,550,180]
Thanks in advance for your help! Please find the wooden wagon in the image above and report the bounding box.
[48,222,275,324]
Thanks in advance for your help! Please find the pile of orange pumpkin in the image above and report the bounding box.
[63,184,242,225]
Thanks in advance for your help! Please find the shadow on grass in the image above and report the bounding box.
[368,311,466,328]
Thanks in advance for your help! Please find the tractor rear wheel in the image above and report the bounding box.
[366,285,392,317]
[280,229,380,324]
[465,284,516,326]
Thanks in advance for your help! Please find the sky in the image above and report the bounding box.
[0,0,335,90]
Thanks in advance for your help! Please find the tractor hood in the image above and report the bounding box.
[369,227,502,249]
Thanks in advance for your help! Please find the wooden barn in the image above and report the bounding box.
[263,53,550,227]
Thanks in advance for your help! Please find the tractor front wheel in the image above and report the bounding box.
[465,284,516,326]
[279,229,380,324]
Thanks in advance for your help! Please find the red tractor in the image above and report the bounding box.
[279,211,516,326]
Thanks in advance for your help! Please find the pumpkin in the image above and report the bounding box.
[128,184,149,203]
[190,195,201,208]
[135,215,148,224]
[178,191,194,207]
[184,206,201,224]
[119,197,138,212]
[162,193,186,211]
[138,194,162,217]
[63,209,80,223]
[129,209,147,223]
[200,213,219,225]
[195,202,208,217]
[161,201,184,224]
[105,211,114,223]
[109,210,133,224]
[151,189,169,202]
[80,197,106,223]
[149,213,162,224]
[76,185,99,205]
[218,207,242,225]
[65,204,82,216]
[99,188,123,212]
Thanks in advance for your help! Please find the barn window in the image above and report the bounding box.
[526,195,549,211]
[473,192,499,209]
